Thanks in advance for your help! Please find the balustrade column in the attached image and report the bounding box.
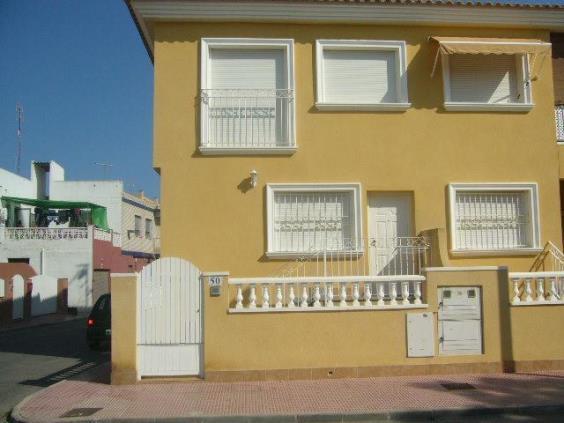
[262,285,270,308]
[313,284,321,307]
[326,284,334,307]
[364,283,372,307]
[352,283,360,307]
[511,279,521,305]
[401,282,410,305]
[275,285,283,308]
[524,279,533,303]
[300,286,309,308]
[249,285,257,308]
[536,279,546,303]
[414,281,422,305]
[376,283,385,306]
[389,283,398,305]
[340,284,347,307]
[548,278,559,303]
[288,285,296,308]
[235,286,243,309]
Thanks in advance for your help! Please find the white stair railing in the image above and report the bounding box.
[530,241,564,272]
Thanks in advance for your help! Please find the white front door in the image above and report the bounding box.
[438,287,483,355]
[368,193,413,275]
[12,274,25,320]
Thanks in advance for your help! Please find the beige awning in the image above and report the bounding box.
[431,36,551,56]
[430,36,551,78]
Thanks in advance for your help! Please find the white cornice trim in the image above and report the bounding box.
[131,1,564,31]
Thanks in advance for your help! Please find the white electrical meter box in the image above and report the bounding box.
[407,312,435,357]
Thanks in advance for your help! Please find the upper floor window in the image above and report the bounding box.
[200,38,295,155]
[134,215,142,238]
[433,37,550,112]
[315,40,410,111]
[266,183,362,257]
[448,183,540,255]
[145,218,152,239]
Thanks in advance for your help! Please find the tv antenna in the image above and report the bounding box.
[94,162,113,179]
[15,103,24,174]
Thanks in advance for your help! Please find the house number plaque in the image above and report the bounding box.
[209,275,222,297]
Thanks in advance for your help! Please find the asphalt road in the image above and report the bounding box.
[0,318,110,421]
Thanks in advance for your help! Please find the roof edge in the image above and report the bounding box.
[128,0,564,61]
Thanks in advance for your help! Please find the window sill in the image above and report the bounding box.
[315,102,411,112]
[450,248,542,257]
[199,146,297,156]
[266,250,365,260]
[443,102,534,112]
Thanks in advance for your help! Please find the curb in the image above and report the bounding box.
[10,402,564,423]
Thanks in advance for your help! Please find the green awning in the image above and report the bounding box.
[1,196,109,230]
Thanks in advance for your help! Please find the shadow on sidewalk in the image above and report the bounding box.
[409,373,564,410]
[20,357,110,387]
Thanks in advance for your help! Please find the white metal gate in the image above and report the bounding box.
[137,257,203,377]
[438,287,483,355]
[12,274,25,320]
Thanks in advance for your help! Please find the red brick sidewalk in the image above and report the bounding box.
[12,371,564,422]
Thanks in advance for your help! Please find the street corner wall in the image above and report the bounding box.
[202,269,512,381]
[110,273,138,385]
[509,299,564,371]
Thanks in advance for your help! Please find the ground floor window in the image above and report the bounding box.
[266,183,362,256]
[448,183,540,253]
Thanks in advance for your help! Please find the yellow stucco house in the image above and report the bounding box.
[112,0,564,384]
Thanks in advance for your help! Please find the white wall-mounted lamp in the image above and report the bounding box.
[250,170,258,188]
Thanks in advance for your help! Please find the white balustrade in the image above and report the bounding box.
[509,272,564,306]
[228,275,427,313]
[94,228,112,242]
[4,227,89,241]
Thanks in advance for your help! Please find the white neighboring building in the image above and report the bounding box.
[0,161,159,310]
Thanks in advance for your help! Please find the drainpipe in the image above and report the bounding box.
[40,248,46,275]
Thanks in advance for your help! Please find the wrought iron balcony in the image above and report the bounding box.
[200,89,295,153]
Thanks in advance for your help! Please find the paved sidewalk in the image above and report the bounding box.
[12,371,564,422]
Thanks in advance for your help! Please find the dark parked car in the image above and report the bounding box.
[87,294,111,350]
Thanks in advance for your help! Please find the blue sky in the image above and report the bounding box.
[0,1,156,197]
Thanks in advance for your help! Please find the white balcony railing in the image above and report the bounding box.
[228,236,429,313]
[556,105,564,142]
[509,271,564,306]
[3,227,89,241]
[200,89,294,152]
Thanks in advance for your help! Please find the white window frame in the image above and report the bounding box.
[441,53,534,112]
[448,183,541,256]
[266,183,363,258]
[200,38,296,155]
[315,40,410,111]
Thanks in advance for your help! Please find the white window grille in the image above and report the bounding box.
[315,40,410,110]
[556,105,564,142]
[200,39,295,153]
[441,54,532,111]
[449,183,540,253]
[267,184,362,256]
